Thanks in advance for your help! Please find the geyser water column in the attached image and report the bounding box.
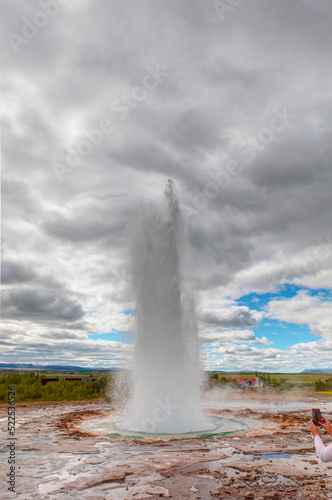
[120,180,210,434]
[80,181,249,438]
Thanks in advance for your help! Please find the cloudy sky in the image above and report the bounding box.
[2,0,332,372]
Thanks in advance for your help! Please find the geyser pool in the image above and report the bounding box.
[81,413,250,439]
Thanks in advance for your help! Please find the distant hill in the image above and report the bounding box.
[2,364,331,374]
[0,363,118,372]
[207,370,256,373]
[234,370,256,373]
[301,369,332,373]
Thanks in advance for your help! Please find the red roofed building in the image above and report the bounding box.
[236,378,263,389]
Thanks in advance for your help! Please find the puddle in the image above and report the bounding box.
[253,453,291,459]
[38,469,85,494]
[38,483,61,494]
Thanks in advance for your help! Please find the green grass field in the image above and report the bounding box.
[208,371,332,393]
[216,372,332,383]
[1,370,332,403]
[0,372,112,403]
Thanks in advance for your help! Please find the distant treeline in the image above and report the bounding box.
[255,371,291,390]
[256,371,332,391]
[208,372,288,388]
[208,371,332,392]
[0,372,110,403]
[314,377,332,392]
[1,371,331,403]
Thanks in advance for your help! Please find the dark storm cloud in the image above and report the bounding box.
[1,178,40,216]
[169,108,220,154]
[42,210,127,243]
[2,0,332,368]
[1,260,37,284]
[201,306,262,329]
[2,287,84,322]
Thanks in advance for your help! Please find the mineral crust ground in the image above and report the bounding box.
[1,391,332,499]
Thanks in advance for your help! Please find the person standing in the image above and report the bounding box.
[309,416,332,462]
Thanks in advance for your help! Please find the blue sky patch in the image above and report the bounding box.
[236,285,332,311]
[88,331,135,344]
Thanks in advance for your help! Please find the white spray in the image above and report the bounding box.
[120,180,212,434]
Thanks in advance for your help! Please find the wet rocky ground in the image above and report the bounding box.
[1,394,332,499]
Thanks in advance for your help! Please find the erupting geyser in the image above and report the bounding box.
[119,180,212,434]
[81,181,249,438]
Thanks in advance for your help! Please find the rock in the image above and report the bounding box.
[80,472,127,489]
[261,492,279,499]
